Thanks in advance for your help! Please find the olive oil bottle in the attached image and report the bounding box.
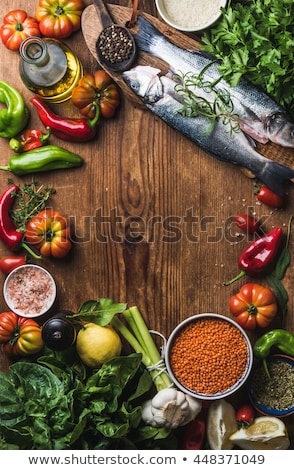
[19,36,83,103]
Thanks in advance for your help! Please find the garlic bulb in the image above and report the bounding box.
[141,388,202,429]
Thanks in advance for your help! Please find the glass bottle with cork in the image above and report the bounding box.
[19,36,83,104]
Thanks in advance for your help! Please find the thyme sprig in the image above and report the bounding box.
[173,68,240,134]
[9,179,55,233]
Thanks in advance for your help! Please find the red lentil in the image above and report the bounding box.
[170,318,248,395]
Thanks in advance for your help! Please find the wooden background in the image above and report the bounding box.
[0,0,293,446]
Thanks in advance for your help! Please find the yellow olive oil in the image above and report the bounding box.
[19,37,83,103]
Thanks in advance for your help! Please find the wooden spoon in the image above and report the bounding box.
[93,0,137,72]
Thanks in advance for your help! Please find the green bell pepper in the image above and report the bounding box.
[0,81,30,139]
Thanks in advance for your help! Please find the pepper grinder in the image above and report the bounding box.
[19,36,83,104]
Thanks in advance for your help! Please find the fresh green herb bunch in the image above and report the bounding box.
[201,0,294,118]
[174,69,240,134]
[9,179,55,232]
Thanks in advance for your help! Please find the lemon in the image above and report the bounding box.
[229,416,290,450]
[207,399,238,450]
[76,322,122,368]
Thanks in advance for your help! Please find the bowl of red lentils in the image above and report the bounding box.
[3,264,56,318]
[165,313,253,400]
[248,354,294,417]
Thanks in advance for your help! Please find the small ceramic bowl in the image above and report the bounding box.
[3,264,56,318]
[165,313,253,400]
[155,0,227,32]
[248,354,294,417]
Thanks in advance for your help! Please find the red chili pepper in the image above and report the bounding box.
[0,185,41,258]
[30,96,100,142]
[9,128,51,152]
[234,214,260,234]
[256,185,284,208]
[0,185,24,251]
[181,418,206,450]
[225,228,283,285]
[0,255,26,275]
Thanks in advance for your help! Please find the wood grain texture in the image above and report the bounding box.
[0,0,293,445]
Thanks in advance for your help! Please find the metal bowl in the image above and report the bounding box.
[155,0,227,32]
[165,313,253,400]
[3,264,56,318]
[248,354,294,417]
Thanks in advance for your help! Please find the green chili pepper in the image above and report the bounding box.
[253,329,294,378]
[0,145,83,176]
[0,80,30,138]
[254,329,294,359]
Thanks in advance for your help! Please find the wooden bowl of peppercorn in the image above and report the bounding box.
[164,313,253,400]
[248,354,294,417]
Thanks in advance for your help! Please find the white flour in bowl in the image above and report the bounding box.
[160,0,223,29]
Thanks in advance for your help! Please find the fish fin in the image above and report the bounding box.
[257,161,294,196]
[135,16,163,53]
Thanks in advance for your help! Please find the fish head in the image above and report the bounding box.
[123,66,164,103]
[267,113,294,148]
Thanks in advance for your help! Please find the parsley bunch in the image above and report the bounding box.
[201,0,294,118]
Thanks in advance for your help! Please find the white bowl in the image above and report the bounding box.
[155,0,227,32]
[165,313,253,400]
[4,264,56,318]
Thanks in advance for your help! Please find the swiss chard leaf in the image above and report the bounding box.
[70,297,127,325]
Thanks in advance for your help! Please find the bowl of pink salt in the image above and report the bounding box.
[4,264,56,318]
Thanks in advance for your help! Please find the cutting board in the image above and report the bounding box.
[81,4,294,172]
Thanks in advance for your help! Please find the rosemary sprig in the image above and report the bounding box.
[9,179,55,232]
[173,69,240,134]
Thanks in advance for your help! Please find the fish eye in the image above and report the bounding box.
[130,81,140,93]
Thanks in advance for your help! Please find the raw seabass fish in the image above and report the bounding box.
[122,17,294,195]
[133,16,294,148]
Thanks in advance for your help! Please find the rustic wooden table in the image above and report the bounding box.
[0,0,293,447]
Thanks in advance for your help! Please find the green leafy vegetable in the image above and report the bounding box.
[201,0,294,118]
[0,349,175,450]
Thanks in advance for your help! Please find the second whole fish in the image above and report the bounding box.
[133,16,294,149]
[123,65,294,196]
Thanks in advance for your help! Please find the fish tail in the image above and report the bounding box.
[135,16,164,53]
[258,161,294,196]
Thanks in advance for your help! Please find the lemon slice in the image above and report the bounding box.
[229,416,290,450]
[207,399,238,450]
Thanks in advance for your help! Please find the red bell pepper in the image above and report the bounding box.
[31,96,100,142]
[225,228,283,285]
[9,128,51,152]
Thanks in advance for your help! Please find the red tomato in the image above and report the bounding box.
[35,0,85,39]
[229,283,278,330]
[236,404,255,428]
[234,214,260,234]
[256,186,284,208]
[0,10,41,51]
[25,209,72,258]
[0,311,43,356]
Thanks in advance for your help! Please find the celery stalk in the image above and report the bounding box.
[112,307,173,391]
